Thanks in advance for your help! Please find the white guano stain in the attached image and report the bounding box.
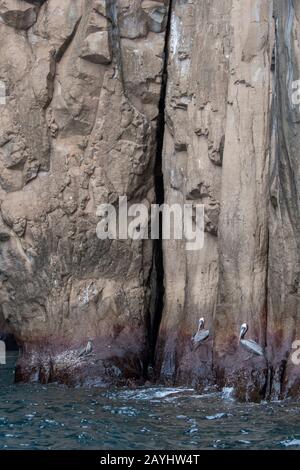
[254,0,261,22]
[253,67,262,83]
[170,12,180,56]
[79,282,97,306]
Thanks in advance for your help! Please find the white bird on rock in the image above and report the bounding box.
[239,323,264,356]
[78,339,93,358]
[191,317,209,350]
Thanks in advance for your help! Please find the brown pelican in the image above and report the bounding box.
[78,339,93,358]
[239,323,264,356]
[191,317,209,350]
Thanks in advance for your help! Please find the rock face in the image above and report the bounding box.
[0,0,169,385]
[1,0,300,400]
[156,0,300,401]
[267,0,300,399]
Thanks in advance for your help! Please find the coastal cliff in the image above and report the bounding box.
[0,0,300,400]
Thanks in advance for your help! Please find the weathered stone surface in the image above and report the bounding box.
[0,0,169,386]
[156,0,231,390]
[156,0,276,401]
[0,0,38,30]
[1,0,300,401]
[80,31,111,64]
[267,0,300,399]
[212,0,271,401]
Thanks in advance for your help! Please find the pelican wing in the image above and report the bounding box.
[78,345,87,357]
[240,339,264,356]
[191,329,209,348]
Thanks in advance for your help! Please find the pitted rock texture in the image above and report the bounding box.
[1,0,300,400]
[156,0,300,401]
[0,0,169,385]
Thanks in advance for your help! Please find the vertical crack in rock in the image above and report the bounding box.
[43,17,82,112]
[54,17,82,63]
[148,0,173,373]
[106,0,123,84]
[266,8,278,400]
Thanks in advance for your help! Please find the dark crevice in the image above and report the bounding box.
[147,1,173,372]
[55,16,82,63]
[42,16,82,111]
[107,0,126,92]
[0,331,19,375]
[0,332,19,351]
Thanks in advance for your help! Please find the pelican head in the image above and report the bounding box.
[239,323,248,340]
[198,317,205,330]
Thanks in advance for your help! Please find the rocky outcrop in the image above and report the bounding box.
[0,0,169,385]
[1,0,300,400]
[155,0,272,401]
[155,0,231,390]
[267,0,300,399]
[156,0,300,401]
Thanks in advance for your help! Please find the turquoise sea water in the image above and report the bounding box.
[1,353,300,450]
